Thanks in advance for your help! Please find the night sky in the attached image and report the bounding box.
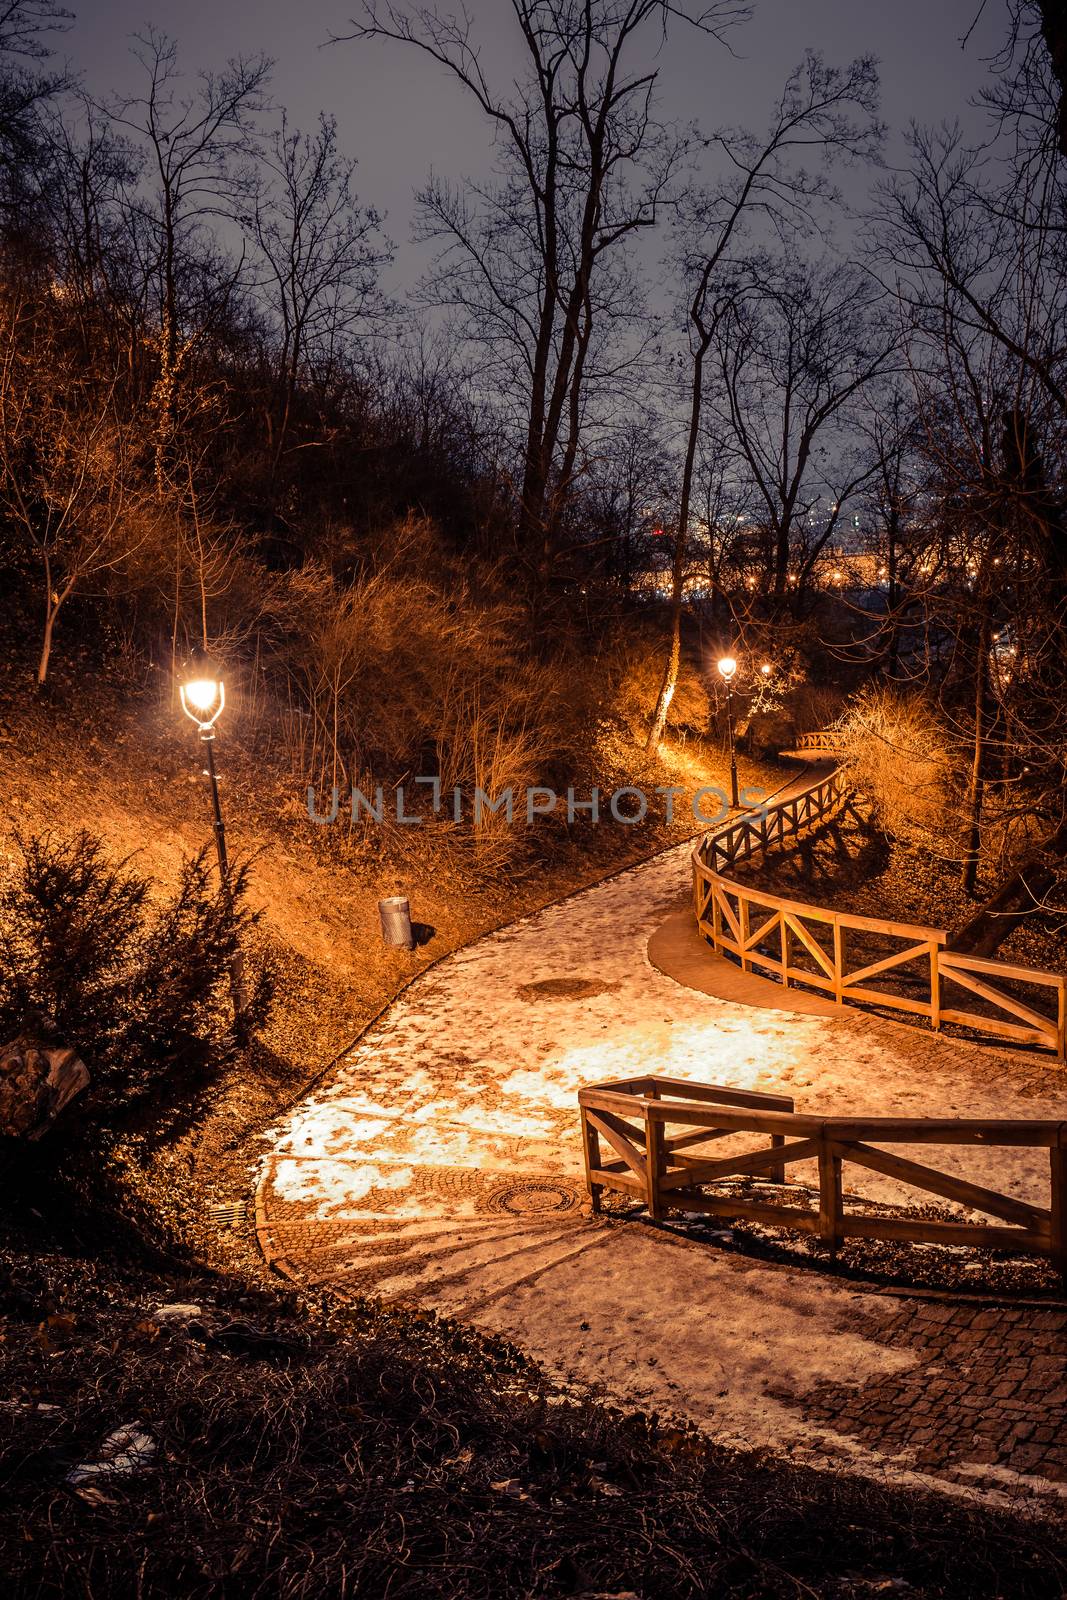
[73,0,1005,297]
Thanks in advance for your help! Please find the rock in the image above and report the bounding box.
[65,1423,157,1488]
[149,1303,203,1325]
[0,1037,89,1140]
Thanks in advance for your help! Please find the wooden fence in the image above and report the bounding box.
[786,730,849,756]
[578,1076,1067,1281]
[692,752,1067,1059]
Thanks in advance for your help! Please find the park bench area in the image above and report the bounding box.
[578,1075,1067,1281]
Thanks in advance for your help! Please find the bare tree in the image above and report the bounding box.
[106,28,271,491]
[42,94,144,364]
[718,260,890,593]
[342,0,747,581]
[873,4,1067,901]
[646,52,882,748]
[0,293,149,684]
[0,0,72,210]
[244,112,390,476]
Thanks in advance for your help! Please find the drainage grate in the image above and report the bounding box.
[486,1180,581,1216]
[515,976,614,1002]
[209,1200,248,1228]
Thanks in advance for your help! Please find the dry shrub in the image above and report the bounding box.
[790,678,847,735]
[259,531,581,875]
[0,1240,1061,1600]
[599,623,710,742]
[838,686,955,848]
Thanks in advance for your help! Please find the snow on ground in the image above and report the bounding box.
[267,838,1064,1218]
[259,834,1065,1483]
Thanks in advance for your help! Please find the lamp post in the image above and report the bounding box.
[179,665,247,1026]
[717,655,739,809]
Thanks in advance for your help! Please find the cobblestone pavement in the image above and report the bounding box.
[257,835,1067,1510]
[794,1295,1067,1491]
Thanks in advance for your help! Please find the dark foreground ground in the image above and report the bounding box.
[0,1181,1065,1600]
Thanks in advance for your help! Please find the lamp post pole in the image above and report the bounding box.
[717,656,739,809]
[201,732,231,890]
[179,672,247,1030]
[725,677,739,809]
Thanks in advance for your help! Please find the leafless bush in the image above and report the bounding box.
[256,531,577,875]
[837,686,956,850]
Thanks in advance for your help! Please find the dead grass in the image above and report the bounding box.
[0,657,777,1274]
[0,1206,1063,1600]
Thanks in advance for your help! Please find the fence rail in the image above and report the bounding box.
[787,730,849,756]
[578,1076,1067,1281]
[692,747,1067,1059]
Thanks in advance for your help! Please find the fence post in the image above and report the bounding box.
[833,916,844,1009]
[1057,979,1066,1063]
[780,914,790,989]
[1051,1142,1066,1290]
[769,1133,786,1185]
[581,1108,602,1215]
[645,1106,665,1221]
[739,895,751,973]
[818,1135,842,1259]
[930,942,941,1034]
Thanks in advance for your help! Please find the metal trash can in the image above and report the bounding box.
[378,895,414,949]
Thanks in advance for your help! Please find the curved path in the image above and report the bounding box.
[257,801,1067,1507]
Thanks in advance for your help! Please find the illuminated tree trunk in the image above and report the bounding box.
[646,291,712,751]
[962,604,992,896]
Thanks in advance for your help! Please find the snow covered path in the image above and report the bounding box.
[256,834,1067,1504]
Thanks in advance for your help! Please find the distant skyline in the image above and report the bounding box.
[72,0,1007,299]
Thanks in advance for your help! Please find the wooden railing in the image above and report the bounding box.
[692,747,1067,1059]
[703,764,850,877]
[787,729,848,756]
[578,1076,1067,1281]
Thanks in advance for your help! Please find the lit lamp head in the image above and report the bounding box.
[179,660,225,734]
[760,662,772,677]
[717,656,737,683]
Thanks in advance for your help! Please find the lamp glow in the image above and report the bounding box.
[717,656,737,681]
[179,677,224,729]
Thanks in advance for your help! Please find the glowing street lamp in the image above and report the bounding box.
[179,675,225,731]
[179,657,245,1024]
[717,656,739,809]
[180,669,230,886]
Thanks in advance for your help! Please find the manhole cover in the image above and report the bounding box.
[486,1180,581,1216]
[516,976,612,1002]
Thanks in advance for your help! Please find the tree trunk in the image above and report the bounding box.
[646,319,711,751]
[647,601,682,750]
[962,605,992,896]
[882,505,901,678]
[950,819,1067,956]
[37,606,56,687]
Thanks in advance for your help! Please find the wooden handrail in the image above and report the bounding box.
[578,1076,1067,1281]
[691,741,1067,1059]
[789,730,849,754]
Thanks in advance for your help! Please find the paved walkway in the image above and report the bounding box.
[257,831,1067,1510]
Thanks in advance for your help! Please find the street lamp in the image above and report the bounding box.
[179,659,246,1025]
[717,655,739,809]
